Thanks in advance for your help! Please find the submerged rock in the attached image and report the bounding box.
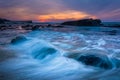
[11,36,28,44]
[78,55,113,69]
[26,40,59,60]
[64,50,114,69]
[33,47,57,59]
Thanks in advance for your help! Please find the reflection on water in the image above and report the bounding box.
[0,27,120,80]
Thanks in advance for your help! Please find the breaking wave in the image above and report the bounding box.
[0,29,120,80]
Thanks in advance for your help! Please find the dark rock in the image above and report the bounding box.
[53,25,64,28]
[32,25,40,30]
[78,55,113,69]
[11,36,27,44]
[0,25,7,31]
[21,25,33,30]
[0,18,10,24]
[47,24,52,27]
[33,47,57,59]
[61,18,102,26]
[9,20,32,24]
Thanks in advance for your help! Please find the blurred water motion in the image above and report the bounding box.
[0,26,120,80]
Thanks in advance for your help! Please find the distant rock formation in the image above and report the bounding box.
[0,18,32,24]
[0,18,10,24]
[10,20,32,24]
[61,19,102,26]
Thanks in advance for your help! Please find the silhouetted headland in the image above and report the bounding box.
[61,18,102,26]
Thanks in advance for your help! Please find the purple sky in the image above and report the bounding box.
[0,0,120,22]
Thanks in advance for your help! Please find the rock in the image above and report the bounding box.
[0,25,7,31]
[21,25,33,30]
[32,25,40,30]
[47,24,52,27]
[11,36,27,44]
[78,55,113,69]
[33,47,57,59]
[53,25,64,28]
[64,50,114,69]
[0,18,10,24]
[61,18,102,26]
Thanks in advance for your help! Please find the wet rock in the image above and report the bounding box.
[78,55,113,69]
[32,25,40,30]
[21,25,33,30]
[64,50,114,69]
[33,47,57,59]
[53,25,64,28]
[0,25,7,31]
[11,36,27,44]
[47,24,52,27]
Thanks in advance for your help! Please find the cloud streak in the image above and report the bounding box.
[38,10,96,22]
[0,0,120,21]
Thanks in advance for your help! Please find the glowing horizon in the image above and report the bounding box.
[38,11,97,22]
[0,0,120,22]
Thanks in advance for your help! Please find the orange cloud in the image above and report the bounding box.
[38,10,96,22]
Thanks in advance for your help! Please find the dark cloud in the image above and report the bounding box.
[0,0,120,21]
[0,0,66,20]
[61,0,120,21]
[61,0,120,12]
[0,0,64,14]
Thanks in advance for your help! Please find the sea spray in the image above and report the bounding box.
[0,37,96,80]
[0,27,120,80]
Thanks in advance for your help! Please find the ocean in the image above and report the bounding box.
[0,26,120,80]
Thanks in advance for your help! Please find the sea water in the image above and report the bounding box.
[0,26,120,80]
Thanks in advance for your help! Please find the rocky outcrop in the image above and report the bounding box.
[64,50,115,69]
[78,55,113,69]
[0,18,10,24]
[11,36,28,44]
[33,47,57,59]
[61,19,102,26]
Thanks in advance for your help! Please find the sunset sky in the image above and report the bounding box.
[0,0,120,22]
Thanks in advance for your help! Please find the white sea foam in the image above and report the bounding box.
[0,27,120,80]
